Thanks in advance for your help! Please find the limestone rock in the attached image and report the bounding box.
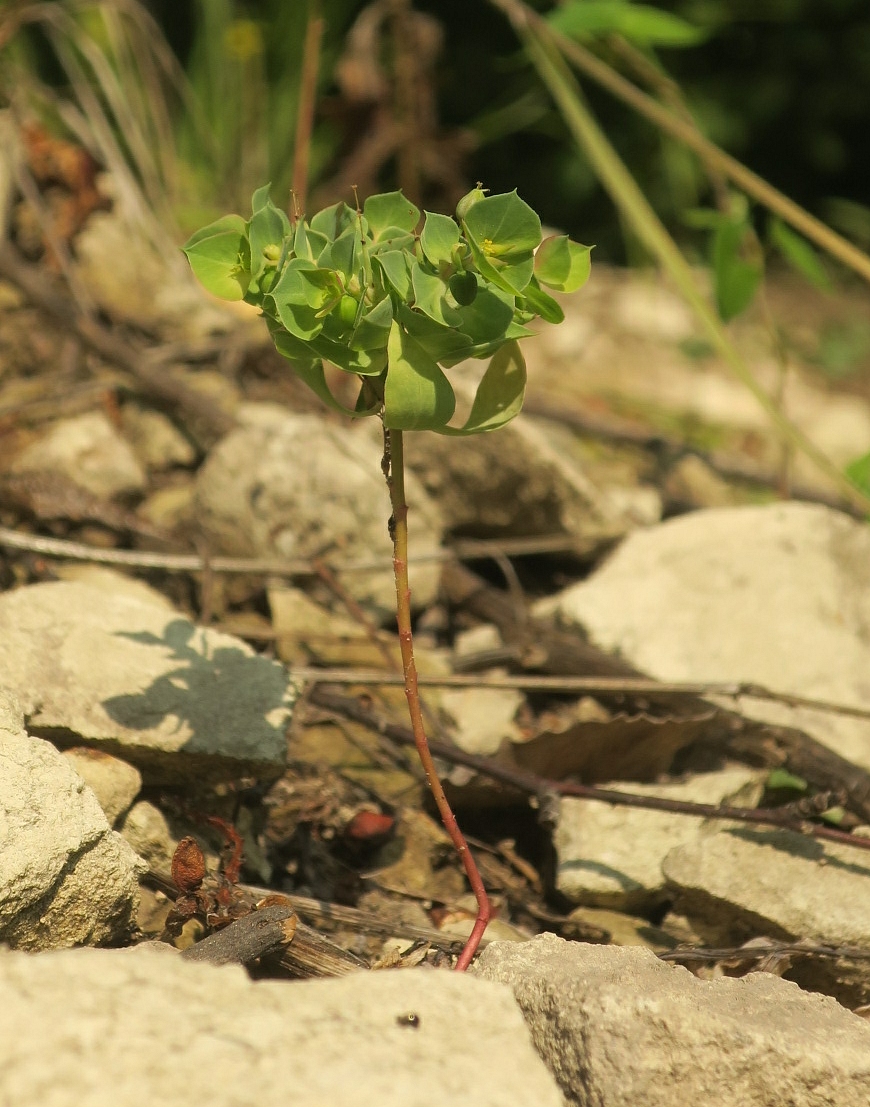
[194,409,444,616]
[542,502,870,770]
[663,825,870,1005]
[0,691,143,950]
[474,934,870,1107]
[0,946,565,1107]
[555,767,764,910]
[61,747,142,827]
[0,581,295,783]
[11,410,147,498]
[120,404,196,470]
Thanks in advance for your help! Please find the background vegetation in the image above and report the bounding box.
[3,0,869,262]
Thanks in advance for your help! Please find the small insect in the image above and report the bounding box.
[396,1012,421,1029]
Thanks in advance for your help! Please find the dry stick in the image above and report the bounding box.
[181,904,298,966]
[291,667,870,724]
[308,685,870,857]
[0,524,586,576]
[291,0,323,215]
[383,427,490,971]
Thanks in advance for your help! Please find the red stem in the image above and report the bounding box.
[383,427,491,970]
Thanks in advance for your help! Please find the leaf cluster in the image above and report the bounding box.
[184,186,590,433]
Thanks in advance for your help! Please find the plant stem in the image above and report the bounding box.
[291,0,323,215]
[382,426,491,970]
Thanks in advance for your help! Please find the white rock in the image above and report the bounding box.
[0,691,143,950]
[61,747,142,827]
[541,502,870,770]
[0,946,564,1107]
[475,934,870,1107]
[439,686,524,756]
[0,581,296,783]
[194,410,444,616]
[555,767,764,910]
[121,404,196,470]
[403,405,647,539]
[11,411,147,498]
[663,825,870,949]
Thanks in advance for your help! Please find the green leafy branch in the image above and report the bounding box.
[184,184,589,433]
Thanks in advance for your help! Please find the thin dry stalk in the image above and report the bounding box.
[383,426,491,970]
[291,0,324,214]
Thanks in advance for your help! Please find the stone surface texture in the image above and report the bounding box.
[0,691,143,950]
[662,825,870,949]
[0,946,565,1107]
[541,502,870,770]
[194,408,444,615]
[555,767,764,910]
[11,410,147,498]
[474,934,870,1107]
[0,581,295,783]
[61,747,142,827]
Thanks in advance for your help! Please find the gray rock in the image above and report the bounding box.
[662,825,870,1004]
[0,581,295,783]
[0,691,143,950]
[119,799,220,878]
[0,946,565,1107]
[121,404,197,470]
[663,826,870,948]
[11,410,147,498]
[555,767,764,910]
[194,409,444,616]
[542,502,870,770]
[61,747,142,827]
[474,933,870,1107]
[404,407,646,539]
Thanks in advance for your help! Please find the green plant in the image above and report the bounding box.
[184,184,589,969]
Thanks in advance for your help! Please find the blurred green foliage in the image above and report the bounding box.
[4,0,869,260]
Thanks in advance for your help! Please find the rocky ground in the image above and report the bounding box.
[2,124,870,1105]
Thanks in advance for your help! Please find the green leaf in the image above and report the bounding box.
[264,260,342,340]
[765,768,808,792]
[521,280,564,324]
[464,231,536,295]
[318,225,362,282]
[373,251,412,300]
[462,191,541,260]
[271,329,381,418]
[363,191,421,238]
[535,235,592,292]
[712,218,763,322]
[350,294,394,351]
[768,218,832,292]
[453,284,515,345]
[369,229,416,254]
[309,201,357,241]
[384,321,456,430]
[439,341,526,435]
[248,186,291,285]
[421,211,461,268]
[846,450,870,497]
[183,214,250,301]
[398,306,474,364]
[549,1,707,47]
[411,262,462,327]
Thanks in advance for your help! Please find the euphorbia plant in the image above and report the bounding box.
[184,185,590,969]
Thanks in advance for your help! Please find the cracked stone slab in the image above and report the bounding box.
[0,946,565,1107]
[194,408,444,617]
[0,690,143,950]
[474,934,870,1107]
[555,766,764,911]
[540,502,870,771]
[663,824,870,1005]
[0,581,296,783]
